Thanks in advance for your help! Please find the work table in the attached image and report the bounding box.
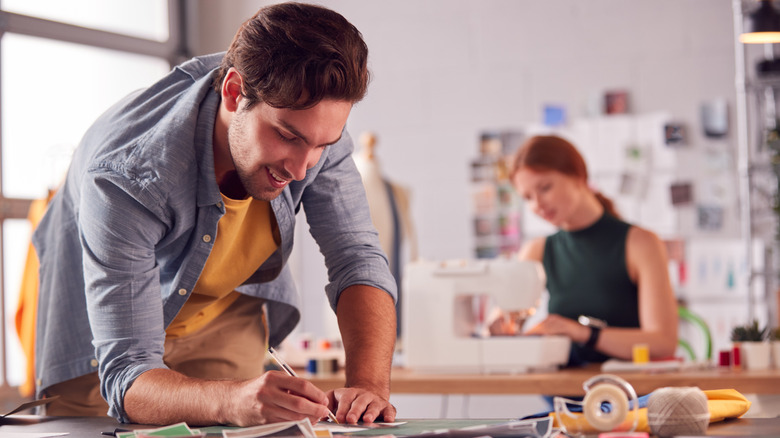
[309,365,780,396]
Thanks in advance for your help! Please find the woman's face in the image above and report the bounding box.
[512,167,587,227]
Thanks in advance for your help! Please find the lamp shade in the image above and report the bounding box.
[741,0,780,43]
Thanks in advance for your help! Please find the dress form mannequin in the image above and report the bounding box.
[354,132,396,261]
[354,132,417,338]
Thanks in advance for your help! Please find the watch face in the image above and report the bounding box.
[578,315,607,328]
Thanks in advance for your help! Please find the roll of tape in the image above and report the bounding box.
[583,383,630,432]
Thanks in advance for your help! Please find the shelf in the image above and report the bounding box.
[748,75,780,90]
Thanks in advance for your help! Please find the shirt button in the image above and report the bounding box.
[202,234,212,243]
[216,201,223,209]
[36,378,42,386]
[178,288,187,296]
[90,359,98,368]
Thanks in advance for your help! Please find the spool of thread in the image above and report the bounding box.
[732,345,741,369]
[317,357,333,376]
[632,344,649,364]
[306,358,317,375]
[647,387,709,437]
[306,357,340,376]
[718,350,731,368]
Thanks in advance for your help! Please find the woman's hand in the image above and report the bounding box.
[487,309,529,336]
[523,314,591,344]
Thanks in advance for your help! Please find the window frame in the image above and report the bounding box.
[0,0,190,396]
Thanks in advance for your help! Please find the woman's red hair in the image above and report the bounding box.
[510,135,620,218]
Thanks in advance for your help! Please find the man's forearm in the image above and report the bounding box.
[124,368,237,425]
[125,367,334,427]
[336,285,396,398]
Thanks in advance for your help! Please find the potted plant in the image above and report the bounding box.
[731,320,770,370]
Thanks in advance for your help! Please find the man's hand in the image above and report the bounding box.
[227,370,333,426]
[327,387,396,424]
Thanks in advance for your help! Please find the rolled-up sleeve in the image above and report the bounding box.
[79,171,169,421]
[300,133,398,309]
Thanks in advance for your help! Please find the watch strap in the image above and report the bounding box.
[584,325,601,349]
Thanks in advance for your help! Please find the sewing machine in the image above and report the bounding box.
[402,257,571,374]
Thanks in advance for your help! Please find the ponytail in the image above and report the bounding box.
[593,191,620,219]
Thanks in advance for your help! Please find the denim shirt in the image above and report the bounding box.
[32,53,397,422]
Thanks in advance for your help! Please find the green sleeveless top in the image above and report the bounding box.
[542,212,639,364]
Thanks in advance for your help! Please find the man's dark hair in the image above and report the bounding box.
[213,2,370,110]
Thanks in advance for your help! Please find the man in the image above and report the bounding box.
[33,2,397,427]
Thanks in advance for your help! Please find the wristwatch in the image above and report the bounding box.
[578,315,606,349]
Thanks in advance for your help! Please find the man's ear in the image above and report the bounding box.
[221,67,244,112]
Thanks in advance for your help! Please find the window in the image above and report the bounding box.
[2,0,169,42]
[0,1,186,396]
[2,34,170,199]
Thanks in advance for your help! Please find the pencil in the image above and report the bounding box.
[268,346,340,424]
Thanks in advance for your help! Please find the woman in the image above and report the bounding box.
[505,135,678,366]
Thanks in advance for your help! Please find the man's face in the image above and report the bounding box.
[226,98,352,201]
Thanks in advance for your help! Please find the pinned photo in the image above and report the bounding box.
[664,123,686,146]
[605,90,629,114]
[543,104,566,127]
[697,205,724,231]
[701,99,728,138]
[670,182,693,206]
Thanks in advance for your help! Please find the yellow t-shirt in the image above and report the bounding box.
[166,193,279,339]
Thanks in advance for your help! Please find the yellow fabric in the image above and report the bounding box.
[15,191,56,397]
[705,389,753,422]
[166,194,278,338]
[549,388,751,434]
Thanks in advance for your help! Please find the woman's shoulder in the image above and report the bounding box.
[626,224,663,247]
[519,236,546,262]
[626,224,667,264]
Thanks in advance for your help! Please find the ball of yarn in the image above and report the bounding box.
[647,387,709,437]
